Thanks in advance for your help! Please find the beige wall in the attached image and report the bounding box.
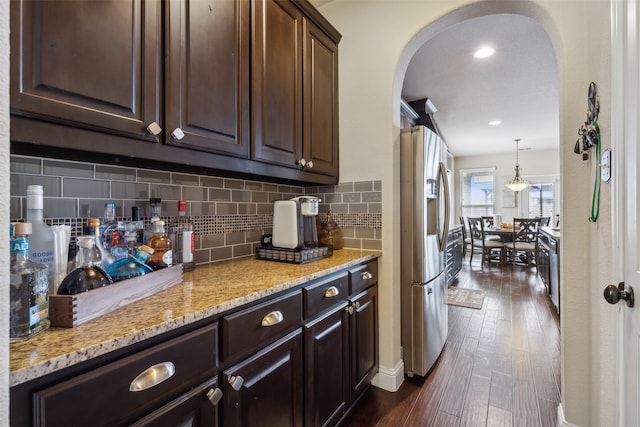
[317,0,611,425]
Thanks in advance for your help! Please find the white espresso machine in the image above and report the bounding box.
[272,196,320,249]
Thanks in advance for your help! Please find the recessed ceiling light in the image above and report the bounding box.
[489,120,501,126]
[474,46,495,59]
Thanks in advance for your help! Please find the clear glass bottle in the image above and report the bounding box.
[123,231,139,257]
[147,220,172,270]
[131,206,144,244]
[171,200,195,271]
[10,222,51,342]
[25,185,56,295]
[143,198,162,244]
[88,218,115,268]
[101,202,119,252]
[57,236,113,295]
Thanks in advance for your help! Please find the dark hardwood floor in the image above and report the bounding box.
[342,257,561,427]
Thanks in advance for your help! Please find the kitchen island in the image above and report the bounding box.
[10,248,380,386]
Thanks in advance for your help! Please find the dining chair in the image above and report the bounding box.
[481,216,494,227]
[468,217,504,265]
[459,216,471,258]
[481,215,501,241]
[507,218,541,267]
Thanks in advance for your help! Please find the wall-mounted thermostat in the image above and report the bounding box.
[601,148,611,183]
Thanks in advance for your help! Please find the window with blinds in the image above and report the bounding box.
[460,168,496,217]
[528,183,554,218]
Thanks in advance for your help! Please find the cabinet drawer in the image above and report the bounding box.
[33,323,218,427]
[349,261,378,295]
[221,291,302,362]
[302,272,348,320]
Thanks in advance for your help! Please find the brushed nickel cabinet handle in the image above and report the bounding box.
[129,361,176,392]
[361,271,373,280]
[171,127,185,141]
[228,375,244,391]
[324,286,339,298]
[146,122,162,136]
[206,388,223,405]
[261,310,284,327]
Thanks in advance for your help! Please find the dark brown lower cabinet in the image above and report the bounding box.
[130,377,221,427]
[222,329,304,427]
[31,323,218,427]
[349,286,378,403]
[304,303,350,427]
[11,260,378,427]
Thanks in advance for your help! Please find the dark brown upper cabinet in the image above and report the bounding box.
[165,0,250,158]
[252,0,340,177]
[10,0,162,142]
[10,0,340,184]
[251,0,303,168]
[11,0,250,157]
[303,17,339,177]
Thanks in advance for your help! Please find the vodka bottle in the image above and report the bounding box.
[147,220,172,270]
[58,236,113,295]
[10,222,50,342]
[25,185,56,294]
[171,200,195,271]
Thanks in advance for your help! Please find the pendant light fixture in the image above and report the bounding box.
[506,138,530,192]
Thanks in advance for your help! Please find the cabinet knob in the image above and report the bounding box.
[146,122,162,136]
[206,387,223,406]
[129,361,176,392]
[307,161,314,169]
[353,301,361,309]
[296,158,307,168]
[324,286,339,298]
[261,310,284,327]
[171,127,185,141]
[228,375,245,391]
[345,305,354,315]
[361,271,373,280]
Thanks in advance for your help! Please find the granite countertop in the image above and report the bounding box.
[540,226,561,240]
[10,249,381,387]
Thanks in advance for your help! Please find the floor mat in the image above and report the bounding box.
[446,287,485,310]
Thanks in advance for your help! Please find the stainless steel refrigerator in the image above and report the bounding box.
[400,125,450,377]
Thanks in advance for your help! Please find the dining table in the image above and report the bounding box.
[484,226,518,242]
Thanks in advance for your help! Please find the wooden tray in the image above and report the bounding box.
[49,264,183,328]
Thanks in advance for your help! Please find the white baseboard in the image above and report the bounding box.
[371,359,405,392]
[557,403,582,427]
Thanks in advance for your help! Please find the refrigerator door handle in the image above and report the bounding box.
[438,161,450,252]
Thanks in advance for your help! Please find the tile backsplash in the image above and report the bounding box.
[10,155,382,264]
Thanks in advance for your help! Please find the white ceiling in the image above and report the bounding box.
[309,0,560,158]
[402,13,559,157]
